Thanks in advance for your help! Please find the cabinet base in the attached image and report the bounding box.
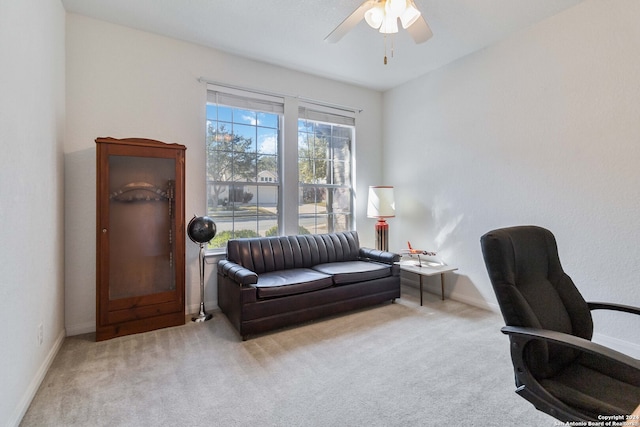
[96,311,185,341]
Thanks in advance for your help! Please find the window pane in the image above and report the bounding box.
[258,127,278,155]
[257,112,278,128]
[332,161,350,186]
[330,188,352,214]
[315,123,331,138]
[218,106,232,122]
[232,152,257,183]
[206,97,281,250]
[297,116,354,234]
[258,154,277,182]
[298,131,311,158]
[298,119,314,133]
[257,186,278,236]
[206,105,217,121]
[330,214,351,233]
[207,150,233,182]
[298,214,324,235]
[208,183,230,210]
[232,124,257,152]
[300,187,327,214]
[233,108,256,125]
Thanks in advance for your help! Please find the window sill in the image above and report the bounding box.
[205,249,226,258]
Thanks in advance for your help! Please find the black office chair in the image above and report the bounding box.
[480,225,640,422]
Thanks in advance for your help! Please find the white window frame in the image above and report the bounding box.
[298,104,355,235]
[205,83,357,253]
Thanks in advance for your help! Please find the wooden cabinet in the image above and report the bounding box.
[96,137,186,341]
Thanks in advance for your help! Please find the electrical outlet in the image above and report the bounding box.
[37,323,43,346]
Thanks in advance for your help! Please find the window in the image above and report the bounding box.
[206,90,282,249]
[298,107,354,234]
[205,84,356,251]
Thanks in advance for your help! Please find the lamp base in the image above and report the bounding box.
[192,301,213,322]
[375,218,389,252]
[192,313,213,323]
[192,243,213,322]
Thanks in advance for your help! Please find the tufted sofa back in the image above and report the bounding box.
[226,231,361,274]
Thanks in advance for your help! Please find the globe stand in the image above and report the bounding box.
[192,242,213,322]
[187,215,217,323]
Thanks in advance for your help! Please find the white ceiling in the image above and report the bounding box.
[61,0,585,91]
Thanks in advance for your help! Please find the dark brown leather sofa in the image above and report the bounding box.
[217,231,400,340]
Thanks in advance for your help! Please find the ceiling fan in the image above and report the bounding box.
[325,0,433,45]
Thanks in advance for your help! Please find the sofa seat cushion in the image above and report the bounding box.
[254,268,333,299]
[312,261,391,286]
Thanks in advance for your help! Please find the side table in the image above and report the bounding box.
[397,261,458,306]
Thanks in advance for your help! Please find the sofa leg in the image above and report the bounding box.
[391,299,396,304]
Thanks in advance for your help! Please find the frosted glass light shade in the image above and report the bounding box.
[379,13,398,34]
[367,186,395,218]
[386,0,406,17]
[365,4,384,29]
[400,2,421,28]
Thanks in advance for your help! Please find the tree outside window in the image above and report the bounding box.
[206,104,279,249]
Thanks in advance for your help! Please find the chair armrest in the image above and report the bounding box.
[217,259,258,286]
[501,326,640,367]
[500,326,639,422]
[587,301,640,316]
[359,247,400,264]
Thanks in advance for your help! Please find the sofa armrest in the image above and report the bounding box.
[359,247,400,264]
[218,259,258,286]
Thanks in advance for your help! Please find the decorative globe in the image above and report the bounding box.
[187,216,217,244]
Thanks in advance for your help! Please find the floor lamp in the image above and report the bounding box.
[187,215,217,322]
[367,186,395,251]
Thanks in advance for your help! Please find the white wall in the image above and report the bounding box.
[0,0,66,425]
[384,0,640,356]
[64,14,384,335]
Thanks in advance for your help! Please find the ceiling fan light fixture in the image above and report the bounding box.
[386,0,407,18]
[400,2,421,28]
[379,13,399,34]
[324,0,432,63]
[364,4,384,29]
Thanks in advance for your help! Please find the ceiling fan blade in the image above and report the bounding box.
[325,0,376,43]
[407,15,433,44]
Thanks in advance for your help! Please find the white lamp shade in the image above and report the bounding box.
[386,0,407,17]
[379,13,399,34]
[365,4,384,29]
[400,2,421,28]
[367,186,395,218]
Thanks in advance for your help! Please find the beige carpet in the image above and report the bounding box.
[21,286,552,426]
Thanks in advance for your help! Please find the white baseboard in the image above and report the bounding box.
[65,301,220,337]
[451,292,499,313]
[10,328,66,427]
[401,276,498,313]
[65,320,95,336]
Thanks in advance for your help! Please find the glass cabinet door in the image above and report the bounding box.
[107,155,176,300]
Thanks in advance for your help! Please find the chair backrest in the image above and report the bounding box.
[480,226,594,378]
[226,231,361,274]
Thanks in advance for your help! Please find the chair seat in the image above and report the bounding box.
[541,354,640,417]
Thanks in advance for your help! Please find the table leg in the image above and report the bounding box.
[440,273,445,301]
[420,274,423,306]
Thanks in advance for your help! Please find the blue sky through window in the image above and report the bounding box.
[207,104,279,155]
